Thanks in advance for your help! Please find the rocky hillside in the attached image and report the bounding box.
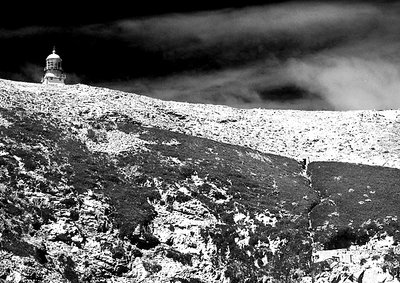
[0,78,399,282]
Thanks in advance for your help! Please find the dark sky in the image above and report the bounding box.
[2,0,400,110]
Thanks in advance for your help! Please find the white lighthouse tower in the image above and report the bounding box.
[42,47,66,84]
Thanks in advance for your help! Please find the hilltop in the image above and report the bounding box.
[1,79,399,169]
[0,78,399,282]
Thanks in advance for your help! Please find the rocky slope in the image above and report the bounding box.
[0,78,399,282]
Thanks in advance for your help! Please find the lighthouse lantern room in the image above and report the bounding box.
[42,47,66,84]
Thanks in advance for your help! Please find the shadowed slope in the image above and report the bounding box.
[308,161,400,249]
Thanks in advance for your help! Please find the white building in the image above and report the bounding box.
[42,47,66,84]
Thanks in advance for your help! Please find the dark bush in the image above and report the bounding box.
[130,233,160,250]
[111,246,125,259]
[114,264,129,276]
[142,261,162,274]
[324,227,357,250]
[165,249,193,266]
[175,191,191,203]
[58,254,79,283]
[131,249,143,258]
[179,165,195,178]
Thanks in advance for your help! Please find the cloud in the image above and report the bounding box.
[65,72,82,84]
[113,2,378,43]
[91,1,400,110]
[0,26,60,39]
[10,63,43,83]
[79,2,380,70]
[286,56,400,110]
[98,63,331,110]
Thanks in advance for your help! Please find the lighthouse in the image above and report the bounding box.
[42,47,66,84]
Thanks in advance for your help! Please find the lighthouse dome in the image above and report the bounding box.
[46,53,61,60]
[46,48,61,60]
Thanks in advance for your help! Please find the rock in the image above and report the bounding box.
[5,271,21,283]
[362,266,394,283]
[71,234,84,244]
